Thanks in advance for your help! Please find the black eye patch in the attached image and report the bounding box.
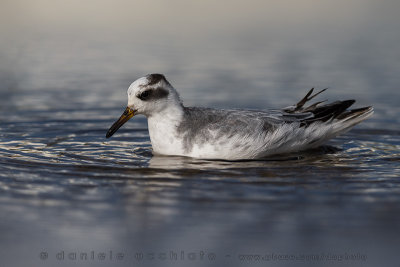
[138,90,152,100]
[137,87,169,101]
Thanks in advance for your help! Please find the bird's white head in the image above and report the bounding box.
[106,74,182,138]
[127,73,180,116]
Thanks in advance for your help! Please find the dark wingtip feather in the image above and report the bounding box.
[295,88,314,110]
[336,106,373,120]
[290,87,372,127]
[302,99,357,125]
[303,100,327,112]
[295,88,328,111]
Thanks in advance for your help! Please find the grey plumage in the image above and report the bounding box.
[177,107,278,154]
[175,88,373,157]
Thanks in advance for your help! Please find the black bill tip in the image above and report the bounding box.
[106,107,135,138]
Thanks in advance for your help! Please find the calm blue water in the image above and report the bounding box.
[1,1,400,266]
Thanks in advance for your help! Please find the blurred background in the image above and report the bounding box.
[1,0,399,115]
[0,0,400,266]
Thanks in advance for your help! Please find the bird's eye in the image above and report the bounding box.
[138,90,152,100]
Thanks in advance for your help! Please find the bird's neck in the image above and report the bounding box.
[148,101,184,122]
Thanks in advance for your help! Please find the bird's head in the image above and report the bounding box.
[106,74,181,138]
[106,73,182,138]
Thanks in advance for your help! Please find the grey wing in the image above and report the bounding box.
[178,108,310,158]
[208,108,313,130]
[184,87,371,135]
[179,88,372,156]
[180,107,308,141]
[177,107,281,150]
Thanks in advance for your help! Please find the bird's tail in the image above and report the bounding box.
[285,88,373,126]
[284,88,374,147]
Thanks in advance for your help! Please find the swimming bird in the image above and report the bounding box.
[106,74,373,160]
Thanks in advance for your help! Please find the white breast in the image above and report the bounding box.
[147,110,185,156]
